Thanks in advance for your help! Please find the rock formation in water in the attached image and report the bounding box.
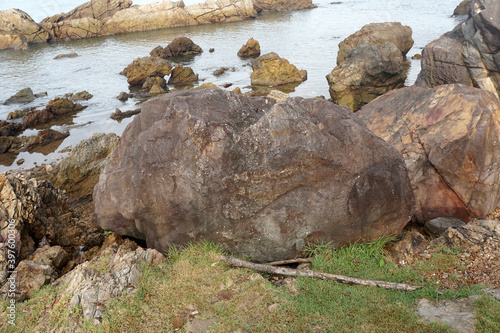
[326,22,413,111]
[0,9,49,50]
[167,64,199,85]
[416,0,500,99]
[22,97,86,128]
[237,37,261,57]
[121,56,173,86]
[93,88,414,262]
[358,84,500,223]
[253,0,317,12]
[250,52,307,87]
[151,36,203,58]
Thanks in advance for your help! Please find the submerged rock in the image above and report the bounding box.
[250,52,307,87]
[358,85,500,222]
[94,88,414,262]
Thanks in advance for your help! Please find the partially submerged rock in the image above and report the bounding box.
[151,36,202,58]
[22,97,86,128]
[121,56,173,86]
[110,108,141,121]
[54,51,79,59]
[94,88,414,262]
[167,64,199,85]
[3,87,36,105]
[237,37,261,58]
[250,52,307,87]
[358,85,500,222]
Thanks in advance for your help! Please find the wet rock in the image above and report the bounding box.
[358,85,500,222]
[121,56,172,86]
[416,297,480,333]
[22,97,86,128]
[22,110,54,128]
[168,64,199,85]
[68,90,93,101]
[253,0,317,12]
[3,88,35,105]
[24,129,69,152]
[53,239,165,320]
[327,41,406,111]
[337,22,414,64]
[94,88,414,262]
[117,92,129,101]
[54,51,79,59]
[142,76,167,91]
[209,48,215,52]
[7,107,35,120]
[213,67,235,76]
[250,52,307,87]
[0,9,49,51]
[416,0,500,98]
[110,108,141,121]
[0,260,57,301]
[453,0,471,15]
[0,121,25,137]
[53,132,120,198]
[152,37,202,58]
[237,37,261,58]
[425,217,466,236]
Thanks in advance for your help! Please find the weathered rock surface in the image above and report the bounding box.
[327,42,406,111]
[22,97,86,128]
[237,37,261,57]
[250,52,307,87]
[0,9,49,51]
[416,0,500,98]
[168,64,199,85]
[94,88,414,262]
[151,36,202,58]
[53,132,120,198]
[425,217,466,236]
[142,76,167,91]
[327,22,412,111]
[68,90,93,101]
[437,218,500,249]
[358,85,500,222]
[3,87,35,105]
[337,22,414,64]
[111,108,141,121]
[252,0,317,12]
[24,129,69,152]
[121,56,172,86]
[53,239,165,320]
[54,51,79,59]
[28,245,69,271]
[453,0,471,15]
[0,121,25,137]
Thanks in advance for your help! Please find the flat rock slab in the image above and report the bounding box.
[416,296,481,333]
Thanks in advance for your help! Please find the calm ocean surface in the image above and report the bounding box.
[0,0,464,171]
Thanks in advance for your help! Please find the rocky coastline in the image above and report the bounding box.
[0,0,499,331]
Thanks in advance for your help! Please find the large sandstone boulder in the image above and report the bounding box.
[151,36,202,58]
[237,37,261,58]
[337,22,414,64]
[0,9,49,51]
[250,52,307,87]
[416,0,500,98]
[94,88,414,262]
[121,56,173,86]
[326,42,407,111]
[53,133,120,198]
[252,0,317,12]
[358,85,500,222]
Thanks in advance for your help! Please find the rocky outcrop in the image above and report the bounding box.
[0,9,49,50]
[237,37,261,57]
[53,133,120,198]
[94,88,414,262]
[53,239,165,321]
[337,22,414,64]
[252,0,316,12]
[358,84,500,222]
[22,97,86,128]
[151,36,202,58]
[453,0,471,15]
[250,52,307,87]
[416,0,500,98]
[121,56,173,86]
[3,88,35,105]
[327,22,412,111]
[167,64,199,85]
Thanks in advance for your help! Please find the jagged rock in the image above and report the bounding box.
[237,37,261,58]
[438,218,500,249]
[28,245,69,270]
[149,84,165,95]
[3,88,35,105]
[54,51,79,59]
[416,0,500,98]
[0,9,49,51]
[252,0,317,12]
[454,0,471,15]
[0,260,57,301]
[267,89,289,101]
[385,231,429,262]
[110,108,141,121]
[69,90,93,101]
[7,107,35,120]
[94,88,414,262]
[337,22,414,64]
[425,217,466,236]
[24,129,69,152]
[22,97,86,128]
[53,239,165,320]
[0,121,25,137]
[121,56,172,86]
[358,85,500,222]
[327,42,406,111]
[152,37,202,58]
[250,52,307,87]
[53,132,120,198]
[142,76,167,91]
[117,92,129,101]
[168,64,199,85]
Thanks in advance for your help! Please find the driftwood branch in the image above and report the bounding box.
[220,255,422,291]
[265,257,313,266]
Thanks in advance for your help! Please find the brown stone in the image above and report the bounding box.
[154,37,202,58]
[121,56,172,86]
[167,64,199,85]
[237,37,261,58]
[250,52,307,87]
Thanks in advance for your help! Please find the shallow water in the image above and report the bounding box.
[0,0,464,171]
